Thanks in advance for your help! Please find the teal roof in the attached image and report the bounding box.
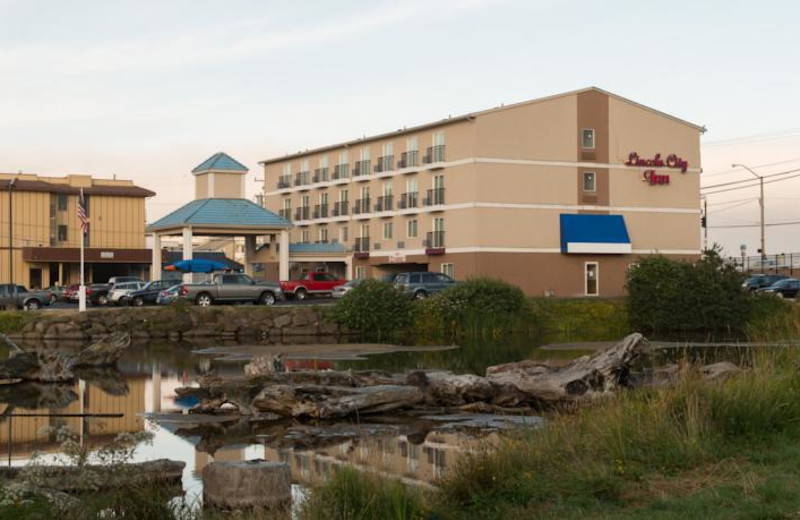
[192,152,249,174]
[148,198,291,232]
[289,242,347,254]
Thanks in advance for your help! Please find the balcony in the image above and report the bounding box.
[374,155,394,174]
[398,150,419,170]
[425,231,445,254]
[354,198,371,215]
[374,195,394,212]
[423,145,446,166]
[313,204,329,219]
[354,237,370,254]
[313,168,330,183]
[398,192,419,210]
[423,187,445,207]
[333,164,349,180]
[279,209,292,221]
[294,207,310,221]
[353,160,371,178]
[277,177,291,190]
[332,201,349,217]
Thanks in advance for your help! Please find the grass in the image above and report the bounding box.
[299,348,800,519]
[529,297,630,342]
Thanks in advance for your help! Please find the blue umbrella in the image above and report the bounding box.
[164,258,230,273]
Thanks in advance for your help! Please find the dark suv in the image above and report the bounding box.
[394,272,456,299]
[742,274,787,291]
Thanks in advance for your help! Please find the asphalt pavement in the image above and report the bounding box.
[45,298,334,311]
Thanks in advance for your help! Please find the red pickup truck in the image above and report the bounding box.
[280,272,346,300]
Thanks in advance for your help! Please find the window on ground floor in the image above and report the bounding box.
[440,263,454,278]
[585,262,599,296]
[355,266,367,279]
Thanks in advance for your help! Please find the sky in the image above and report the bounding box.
[2,0,799,258]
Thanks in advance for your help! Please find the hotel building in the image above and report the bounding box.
[261,88,703,297]
[0,173,154,288]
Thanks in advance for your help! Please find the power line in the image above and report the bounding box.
[705,196,758,207]
[701,167,800,190]
[703,128,800,149]
[702,171,800,196]
[702,157,800,178]
[707,199,756,215]
[709,221,800,229]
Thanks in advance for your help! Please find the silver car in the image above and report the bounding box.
[332,279,364,298]
[107,281,146,305]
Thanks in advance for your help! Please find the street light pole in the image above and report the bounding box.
[7,178,17,297]
[731,163,766,261]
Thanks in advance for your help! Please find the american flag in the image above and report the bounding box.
[77,189,89,234]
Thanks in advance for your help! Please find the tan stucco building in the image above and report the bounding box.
[0,173,154,288]
[260,87,703,297]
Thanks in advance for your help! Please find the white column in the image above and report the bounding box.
[345,256,353,280]
[151,233,162,282]
[182,227,193,283]
[244,236,256,277]
[279,229,290,281]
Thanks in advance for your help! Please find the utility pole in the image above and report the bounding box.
[731,163,766,260]
[702,197,708,251]
[7,178,17,297]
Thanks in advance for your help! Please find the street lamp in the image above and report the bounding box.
[731,163,765,261]
[7,178,17,299]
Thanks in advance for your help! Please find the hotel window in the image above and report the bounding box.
[340,189,348,203]
[301,195,309,208]
[57,194,68,211]
[300,229,310,243]
[320,192,328,205]
[57,225,68,242]
[360,224,370,238]
[583,172,596,192]
[360,147,370,161]
[585,262,599,296]
[355,266,367,279]
[383,221,393,240]
[383,181,393,197]
[582,128,595,149]
[441,263,454,278]
[360,186,370,200]
[407,137,418,153]
[339,225,348,243]
[319,227,328,243]
[407,219,418,238]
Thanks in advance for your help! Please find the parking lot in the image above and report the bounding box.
[44,298,333,311]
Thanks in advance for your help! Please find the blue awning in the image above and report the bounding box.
[560,214,632,254]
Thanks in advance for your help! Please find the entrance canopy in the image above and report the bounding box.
[560,214,631,254]
[147,198,291,281]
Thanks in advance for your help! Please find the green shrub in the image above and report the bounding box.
[415,277,533,337]
[528,298,629,342]
[330,280,414,340]
[0,311,26,334]
[626,247,751,334]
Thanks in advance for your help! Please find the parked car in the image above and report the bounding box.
[128,280,179,307]
[758,278,800,299]
[743,274,787,291]
[65,284,80,302]
[157,284,182,305]
[179,273,283,306]
[0,284,54,310]
[45,285,66,302]
[393,272,457,299]
[332,279,365,299]
[108,276,144,285]
[86,283,113,306]
[107,281,146,305]
[280,272,346,300]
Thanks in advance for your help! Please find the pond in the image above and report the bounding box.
[0,333,573,509]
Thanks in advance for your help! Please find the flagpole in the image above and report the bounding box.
[78,188,86,312]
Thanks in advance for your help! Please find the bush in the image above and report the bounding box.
[0,311,26,334]
[329,280,414,340]
[416,277,533,336]
[626,247,751,334]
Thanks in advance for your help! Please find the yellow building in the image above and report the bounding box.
[0,173,154,288]
[261,87,703,297]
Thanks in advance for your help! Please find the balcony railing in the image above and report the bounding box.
[423,187,445,206]
[277,177,291,189]
[374,195,394,212]
[423,145,446,164]
[354,237,370,253]
[374,155,394,173]
[279,209,292,221]
[333,164,349,180]
[313,168,330,183]
[398,150,419,169]
[313,204,329,219]
[353,160,371,177]
[294,207,310,221]
[333,201,349,216]
[426,230,445,249]
[398,192,419,209]
[354,198,371,215]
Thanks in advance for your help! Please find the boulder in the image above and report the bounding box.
[203,460,291,512]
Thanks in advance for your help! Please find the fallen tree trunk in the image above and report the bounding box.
[178,333,650,419]
[0,332,130,383]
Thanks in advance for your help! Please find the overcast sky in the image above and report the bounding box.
[2,0,799,258]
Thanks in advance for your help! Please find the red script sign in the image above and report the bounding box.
[625,152,689,186]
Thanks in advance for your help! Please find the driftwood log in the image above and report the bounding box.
[177,333,649,419]
[0,332,131,383]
